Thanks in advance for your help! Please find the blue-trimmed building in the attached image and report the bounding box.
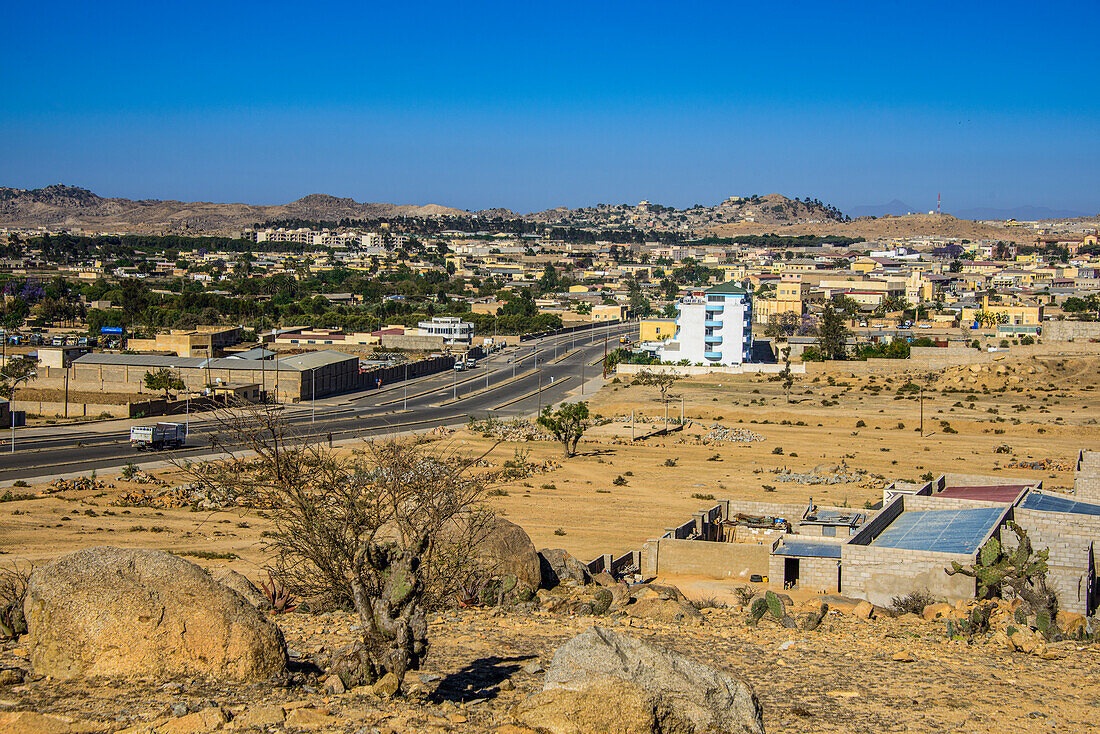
[658,283,753,366]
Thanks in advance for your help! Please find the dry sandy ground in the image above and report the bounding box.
[2,603,1099,733]
[2,350,1097,571]
[0,350,1098,732]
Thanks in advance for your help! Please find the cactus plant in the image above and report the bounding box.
[765,590,785,619]
[591,588,613,616]
[800,603,828,631]
[945,521,1058,621]
[749,597,769,623]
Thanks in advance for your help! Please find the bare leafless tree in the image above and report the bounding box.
[0,563,31,640]
[179,402,499,692]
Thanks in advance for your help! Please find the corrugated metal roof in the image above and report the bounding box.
[773,539,843,558]
[1020,492,1100,517]
[870,508,1006,555]
[76,349,357,373]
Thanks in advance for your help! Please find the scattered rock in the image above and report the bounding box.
[24,547,287,681]
[323,674,345,695]
[891,650,916,663]
[229,705,285,729]
[625,597,704,626]
[522,661,544,675]
[158,708,228,734]
[923,603,953,621]
[853,601,875,620]
[284,708,334,730]
[0,667,26,686]
[513,626,764,734]
[372,672,401,698]
[0,711,109,734]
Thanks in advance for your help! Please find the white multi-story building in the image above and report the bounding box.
[417,316,475,345]
[658,283,752,366]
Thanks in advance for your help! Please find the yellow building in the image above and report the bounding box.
[568,285,591,293]
[960,295,1044,326]
[592,304,628,321]
[639,318,677,342]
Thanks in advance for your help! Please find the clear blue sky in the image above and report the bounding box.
[2,1,1098,215]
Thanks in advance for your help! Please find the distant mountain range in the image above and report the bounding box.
[0,185,848,235]
[850,200,1091,221]
[951,205,1091,221]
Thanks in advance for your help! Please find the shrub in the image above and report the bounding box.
[612,475,627,486]
[663,458,678,467]
[691,493,715,501]
[889,588,938,616]
[553,528,567,536]
[855,419,866,428]
[771,446,784,455]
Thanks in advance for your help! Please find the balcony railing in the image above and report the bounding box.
[704,351,722,360]
[704,320,722,327]
[704,335,723,344]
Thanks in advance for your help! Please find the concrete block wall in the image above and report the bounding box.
[841,544,976,607]
[1076,450,1100,503]
[648,537,771,580]
[769,554,841,594]
[905,495,1016,511]
[1042,321,1100,341]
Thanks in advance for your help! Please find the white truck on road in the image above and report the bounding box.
[130,422,187,450]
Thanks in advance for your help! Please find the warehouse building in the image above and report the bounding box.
[57,350,360,402]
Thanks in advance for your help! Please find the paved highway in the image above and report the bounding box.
[0,323,635,481]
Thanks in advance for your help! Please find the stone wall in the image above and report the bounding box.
[615,363,803,377]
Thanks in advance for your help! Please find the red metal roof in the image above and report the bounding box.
[937,485,1030,503]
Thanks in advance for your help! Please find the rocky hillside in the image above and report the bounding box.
[0,185,469,235]
[524,193,849,231]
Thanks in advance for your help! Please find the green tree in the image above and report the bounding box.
[0,356,37,400]
[818,302,850,360]
[537,401,591,458]
[779,345,794,402]
[143,367,185,399]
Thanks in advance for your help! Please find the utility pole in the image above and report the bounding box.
[581,356,585,394]
[485,360,490,390]
[311,366,316,424]
[64,364,69,419]
[453,364,457,400]
[631,409,635,441]
[681,395,684,424]
[403,362,408,411]
[537,370,542,413]
[919,384,924,437]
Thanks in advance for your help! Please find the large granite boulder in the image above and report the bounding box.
[475,517,542,592]
[514,626,764,734]
[538,548,591,588]
[24,547,287,681]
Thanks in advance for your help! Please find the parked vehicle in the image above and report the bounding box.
[130,422,187,450]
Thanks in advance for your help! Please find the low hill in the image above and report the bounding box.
[0,185,468,235]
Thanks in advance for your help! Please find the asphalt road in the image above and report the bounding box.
[0,323,636,481]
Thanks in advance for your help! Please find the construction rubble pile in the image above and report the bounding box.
[1004,457,1073,472]
[701,425,765,444]
[771,464,886,487]
[111,483,233,510]
[468,417,551,443]
[46,476,114,494]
